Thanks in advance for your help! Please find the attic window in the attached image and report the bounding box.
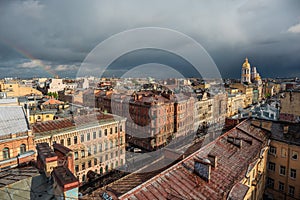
[292,151,298,160]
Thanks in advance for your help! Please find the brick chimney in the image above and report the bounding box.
[208,154,218,168]
[194,158,211,182]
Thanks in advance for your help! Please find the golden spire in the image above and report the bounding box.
[242,57,250,69]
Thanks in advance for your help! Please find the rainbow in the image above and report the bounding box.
[1,39,57,78]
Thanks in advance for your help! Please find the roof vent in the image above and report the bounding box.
[194,158,211,182]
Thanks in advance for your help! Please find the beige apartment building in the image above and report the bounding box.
[230,83,254,108]
[265,123,300,200]
[194,92,213,130]
[0,81,42,97]
[32,113,126,183]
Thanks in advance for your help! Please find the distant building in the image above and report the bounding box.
[47,78,66,93]
[279,91,300,123]
[32,113,126,183]
[241,57,252,84]
[0,81,42,97]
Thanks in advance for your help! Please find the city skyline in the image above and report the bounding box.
[0,0,300,79]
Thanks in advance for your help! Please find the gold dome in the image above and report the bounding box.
[242,57,251,69]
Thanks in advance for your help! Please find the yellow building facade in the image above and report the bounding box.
[0,82,42,97]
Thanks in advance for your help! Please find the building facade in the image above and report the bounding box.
[262,121,300,200]
[32,113,126,183]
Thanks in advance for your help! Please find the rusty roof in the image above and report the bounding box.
[120,119,268,200]
[32,113,119,136]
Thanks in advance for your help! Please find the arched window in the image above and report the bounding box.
[3,147,10,159]
[20,144,26,154]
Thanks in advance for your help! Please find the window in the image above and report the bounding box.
[81,134,84,142]
[100,156,103,163]
[94,158,97,165]
[99,130,102,138]
[99,144,102,152]
[20,144,26,154]
[268,162,275,171]
[290,169,296,179]
[74,151,78,160]
[81,150,85,158]
[115,151,118,157]
[75,165,79,173]
[115,126,118,133]
[87,133,90,141]
[289,185,295,197]
[82,163,85,170]
[93,145,97,154]
[120,136,123,145]
[292,151,298,160]
[105,154,108,161]
[281,148,287,157]
[279,182,284,191]
[93,132,96,139]
[120,125,122,132]
[3,147,10,159]
[82,174,86,182]
[74,136,78,144]
[67,138,71,146]
[60,139,64,145]
[110,128,113,134]
[88,160,92,168]
[110,152,114,159]
[110,140,113,149]
[46,115,49,118]
[267,177,274,188]
[269,146,276,155]
[104,129,107,136]
[105,141,108,150]
[88,146,91,156]
[280,166,286,175]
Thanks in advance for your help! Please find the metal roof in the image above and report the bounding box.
[0,106,29,137]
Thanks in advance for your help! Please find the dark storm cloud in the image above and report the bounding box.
[0,0,299,78]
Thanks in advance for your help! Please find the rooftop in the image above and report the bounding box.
[252,119,300,146]
[32,113,123,138]
[119,120,268,200]
[0,166,39,188]
[0,106,29,137]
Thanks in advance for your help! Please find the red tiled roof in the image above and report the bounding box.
[120,120,268,200]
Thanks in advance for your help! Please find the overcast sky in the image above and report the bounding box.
[0,0,299,79]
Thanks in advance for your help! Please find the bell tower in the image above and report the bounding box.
[241,57,251,84]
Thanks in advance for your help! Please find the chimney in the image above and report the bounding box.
[194,158,211,182]
[283,125,289,134]
[208,154,217,168]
